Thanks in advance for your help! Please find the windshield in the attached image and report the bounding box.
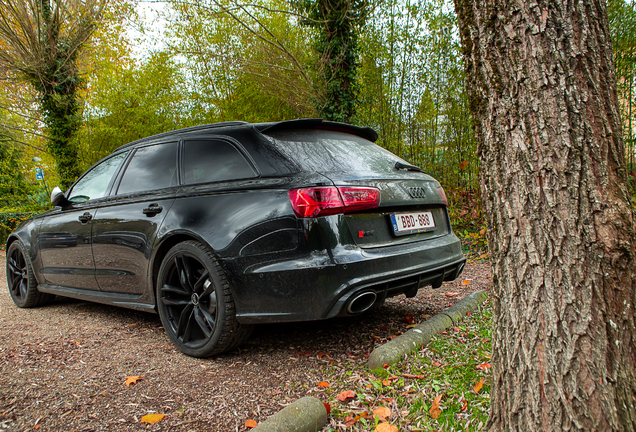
[264,129,406,173]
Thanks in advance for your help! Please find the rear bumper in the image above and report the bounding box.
[228,231,465,324]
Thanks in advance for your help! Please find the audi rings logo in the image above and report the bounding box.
[407,187,426,199]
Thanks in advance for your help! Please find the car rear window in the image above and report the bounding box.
[183,140,256,184]
[264,129,402,173]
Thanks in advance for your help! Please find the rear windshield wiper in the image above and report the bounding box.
[394,161,424,173]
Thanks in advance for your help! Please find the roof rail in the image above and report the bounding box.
[114,121,249,151]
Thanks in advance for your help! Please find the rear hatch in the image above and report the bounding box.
[262,128,451,249]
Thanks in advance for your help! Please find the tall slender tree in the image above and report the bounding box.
[0,0,105,189]
[453,0,636,430]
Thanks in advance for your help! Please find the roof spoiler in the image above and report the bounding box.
[257,118,379,142]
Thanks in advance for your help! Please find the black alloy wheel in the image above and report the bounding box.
[156,241,252,357]
[6,241,52,308]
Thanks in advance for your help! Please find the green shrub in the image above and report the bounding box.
[0,208,41,245]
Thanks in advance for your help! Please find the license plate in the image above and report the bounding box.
[390,211,436,235]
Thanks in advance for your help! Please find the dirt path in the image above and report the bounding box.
[0,255,491,431]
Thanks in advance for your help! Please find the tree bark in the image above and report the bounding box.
[453,0,636,430]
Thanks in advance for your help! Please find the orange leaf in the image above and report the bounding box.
[245,419,258,428]
[460,399,468,413]
[445,291,460,297]
[429,394,443,419]
[382,380,391,386]
[402,373,425,379]
[125,376,142,386]
[476,363,491,371]
[383,363,390,369]
[337,390,357,402]
[432,361,441,367]
[140,413,164,425]
[323,402,331,415]
[466,311,471,317]
[373,406,392,421]
[316,351,330,359]
[403,313,416,324]
[474,378,484,393]
[375,422,399,432]
[317,381,330,388]
[461,280,471,285]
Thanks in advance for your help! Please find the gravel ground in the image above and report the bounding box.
[0,254,491,431]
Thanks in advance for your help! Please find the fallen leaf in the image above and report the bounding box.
[432,361,441,367]
[429,394,443,419]
[373,406,392,421]
[445,291,460,297]
[476,363,491,371]
[402,373,425,379]
[245,419,257,428]
[317,381,330,388]
[474,378,484,393]
[140,413,164,425]
[345,412,367,426]
[345,351,354,357]
[296,351,312,357]
[383,363,389,369]
[382,380,391,386]
[406,324,418,329]
[460,399,468,413]
[403,314,416,324]
[316,352,330,359]
[323,402,331,415]
[466,311,471,317]
[125,376,142,387]
[461,280,471,285]
[337,390,357,402]
[479,228,486,235]
[376,422,399,432]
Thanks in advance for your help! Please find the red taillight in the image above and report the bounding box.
[437,186,448,206]
[289,186,380,218]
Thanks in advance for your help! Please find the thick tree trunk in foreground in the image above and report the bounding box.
[453,0,636,430]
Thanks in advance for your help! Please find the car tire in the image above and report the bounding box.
[6,240,53,308]
[156,240,253,357]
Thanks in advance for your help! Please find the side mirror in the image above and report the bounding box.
[50,186,70,207]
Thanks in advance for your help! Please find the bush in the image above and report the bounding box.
[0,208,41,245]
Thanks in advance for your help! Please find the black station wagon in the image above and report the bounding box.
[6,119,465,357]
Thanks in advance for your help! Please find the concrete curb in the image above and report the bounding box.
[368,290,489,370]
[252,396,328,432]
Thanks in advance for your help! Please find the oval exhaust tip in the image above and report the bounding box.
[346,291,377,314]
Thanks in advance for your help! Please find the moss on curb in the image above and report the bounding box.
[368,290,489,370]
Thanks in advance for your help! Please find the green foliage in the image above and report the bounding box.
[79,51,192,167]
[608,0,636,192]
[169,0,318,124]
[357,0,478,196]
[296,0,370,123]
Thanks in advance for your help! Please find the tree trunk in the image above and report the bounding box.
[453,0,636,430]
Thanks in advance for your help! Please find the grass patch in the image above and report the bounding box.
[316,299,493,431]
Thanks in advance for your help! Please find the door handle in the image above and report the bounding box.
[78,212,92,223]
[143,204,163,217]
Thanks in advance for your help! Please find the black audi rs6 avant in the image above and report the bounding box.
[6,119,466,357]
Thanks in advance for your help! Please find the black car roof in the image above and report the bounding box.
[114,118,379,152]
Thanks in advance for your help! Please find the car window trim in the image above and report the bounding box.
[113,141,179,196]
[179,136,261,187]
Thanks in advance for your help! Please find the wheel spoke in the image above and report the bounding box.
[193,271,209,292]
[8,257,20,276]
[174,254,193,294]
[11,276,21,295]
[162,298,190,307]
[194,306,213,338]
[182,311,194,343]
[176,303,193,337]
[162,284,188,296]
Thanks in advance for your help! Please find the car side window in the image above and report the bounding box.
[183,140,256,185]
[117,142,178,194]
[68,152,129,203]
